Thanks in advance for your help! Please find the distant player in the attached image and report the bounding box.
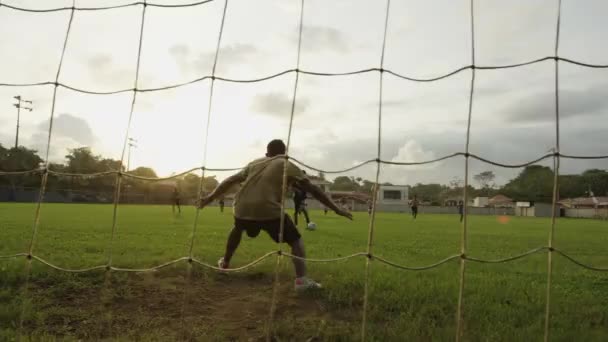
[367,200,373,216]
[410,195,419,219]
[323,206,328,215]
[172,186,181,214]
[197,139,352,290]
[219,198,225,213]
[458,200,464,222]
[293,181,311,227]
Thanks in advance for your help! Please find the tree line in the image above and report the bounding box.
[318,167,607,205]
[1,143,607,204]
[0,144,218,203]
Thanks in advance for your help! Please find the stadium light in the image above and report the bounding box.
[126,137,138,172]
[12,95,34,148]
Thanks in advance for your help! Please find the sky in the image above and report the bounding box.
[0,0,607,187]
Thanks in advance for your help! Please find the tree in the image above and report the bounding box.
[410,183,446,205]
[202,176,219,193]
[0,146,44,190]
[178,173,220,199]
[581,169,608,196]
[331,176,359,191]
[179,173,201,199]
[0,144,7,168]
[449,177,463,189]
[98,158,123,172]
[501,165,554,202]
[128,167,158,178]
[2,146,43,172]
[439,176,481,203]
[559,174,583,199]
[360,180,376,194]
[473,171,496,195]
[122,167,158,202]
[65,147,100,174]
[46,162,68,191]
[329,176,384,192]
[61,147,124,195]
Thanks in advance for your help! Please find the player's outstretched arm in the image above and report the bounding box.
[198,173,245,209]
[295,178,353,220]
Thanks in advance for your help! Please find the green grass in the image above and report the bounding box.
[1,202,607,341]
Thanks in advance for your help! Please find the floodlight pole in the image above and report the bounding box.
[126,138,137,172]
[124,138,138,204]
[13,95,33,149]
[548,147,557,196]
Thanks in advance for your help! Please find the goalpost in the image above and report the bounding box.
[1,0,608,341]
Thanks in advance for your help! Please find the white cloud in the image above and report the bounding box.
[250,92,309,117]
[299,26,350,53]
[29,113,99,162]
[1,1,607,181]
[390,140,439,170]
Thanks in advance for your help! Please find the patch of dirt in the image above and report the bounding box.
[24,268,348,341]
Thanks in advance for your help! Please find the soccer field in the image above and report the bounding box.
[1,203,607,341]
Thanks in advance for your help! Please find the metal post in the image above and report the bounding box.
[126,145,132,172]
[126,138,137,172]
[125,138,137,204]
[13,95,33,149]
[15,104,21,149]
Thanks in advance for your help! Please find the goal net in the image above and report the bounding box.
[1,0,607,341]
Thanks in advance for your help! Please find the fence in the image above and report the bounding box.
[564,208,608,219]
[6,189,608,220]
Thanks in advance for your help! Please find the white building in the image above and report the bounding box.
[376,185,409,212]
[310,179,331,193]
[473,196,489,207]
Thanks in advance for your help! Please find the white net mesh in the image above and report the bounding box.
[1,0,608,340]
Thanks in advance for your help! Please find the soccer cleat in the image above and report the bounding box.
[294,277,322,291]
[217,257,229,270]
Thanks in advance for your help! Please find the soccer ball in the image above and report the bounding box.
[306,222,317,230]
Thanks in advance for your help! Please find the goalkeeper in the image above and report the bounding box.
[197,139,352,291]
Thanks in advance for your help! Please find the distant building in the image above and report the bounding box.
[329,191,370,202]
[473,196,489,207]
[488,194,514,208]
[444,197,460,207]
[514,201,559,217]
[378,185,408,203]
[558,196,608,209]
[310,178,331,193]
[377,185,409,212]
[537,203,561,217]
[302,190,368,212]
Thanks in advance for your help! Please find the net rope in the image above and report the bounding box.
[180,0,229,338]
[98,1,148,337]
[360,0,391,339]
[456,0,476,338]
[16,0,77,337]
[1,0,216,12]
[1,150,606,178]
[544,1,563,340]
[0,0,606,340]
[4,246,606,272]
[2,57,608,94]
[266,0,305,339]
